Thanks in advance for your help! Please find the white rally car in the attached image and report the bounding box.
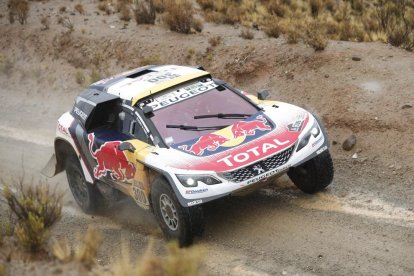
[44,65,334,245]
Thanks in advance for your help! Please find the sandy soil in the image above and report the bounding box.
[0,1,413,275]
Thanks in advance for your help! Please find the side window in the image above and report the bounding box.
[119,109,149,143]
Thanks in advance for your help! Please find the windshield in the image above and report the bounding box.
[144,81,258,145]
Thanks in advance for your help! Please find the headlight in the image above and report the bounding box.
[176,174,222,187]
[296,121,321,152]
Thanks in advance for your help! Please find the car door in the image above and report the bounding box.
[116,108,153,209]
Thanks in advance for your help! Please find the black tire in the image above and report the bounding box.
[287,150,334,194]
[151,177,204,247]
[65,155,103,214]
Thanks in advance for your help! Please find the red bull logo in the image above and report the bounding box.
[231,115,271,138]
[178,133,229,156]
[88,133,136,181]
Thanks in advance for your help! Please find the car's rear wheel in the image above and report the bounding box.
[151,177,204,247]
[65,155,103,214]
[287,150,334,194]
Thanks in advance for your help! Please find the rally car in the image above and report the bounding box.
[43,65,334,245]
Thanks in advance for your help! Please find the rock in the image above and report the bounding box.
[342,135,357,151]
[352,56,361,61]
[332,140,338,145]
[352,153,358,159]
[324,74,329,78]
[401,104,413,109]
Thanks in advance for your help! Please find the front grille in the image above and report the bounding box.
[220,145,295,182]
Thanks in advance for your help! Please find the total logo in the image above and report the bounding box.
[217,138,290,167]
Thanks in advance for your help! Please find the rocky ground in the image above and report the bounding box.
[0,0,413,275]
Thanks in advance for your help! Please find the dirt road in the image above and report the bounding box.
[0,1,413,274]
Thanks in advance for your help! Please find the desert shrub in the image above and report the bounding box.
[52,227,102,268]
[120,4,132,21]
[240,28,254,40]
[0,55,15,76]
[134,0,156,24]
[309,0,323,17]
[57,16,74,32]
[192,17,203,32]
[0,263,6,276]
[112,240,205,275]
[90,68,102,83]
[305,20,328,51]
[40,15,50,30]
[164,0,202,34]
[75,70,85,85]
[282,20,303,44]
[208,35,222,47]
[3,181,62,252]
[74,227,103,268]
[339,19,365,41]
[264,18,282,38]
[8,0,29,25]
[74,3,85,15]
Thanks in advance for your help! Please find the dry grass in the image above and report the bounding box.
[90,68,102,83]
[74,227,103,268]
[306,20,328,51]
[75,70,85,85]
[197,0,414,51]
[111,240,205,276]
[134,0,156,24]
[40,15,50,30]
[120,4,132,21]
[0,55,15,76]
[208,35,222,47]
[74,3,85,15]
[8,0,29,25]
[0,263,6,276]
[163,0,202,34]
[240,28,254,40]
[52,227,102,268]
[3,181,62,252]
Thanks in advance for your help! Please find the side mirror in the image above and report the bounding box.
[258,90,269,100]
[143,105,154,117]
[118,142,136,153]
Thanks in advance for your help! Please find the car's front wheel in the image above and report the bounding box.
[151,177,204,247]
[287,150,334,194]
[65,155,103,214]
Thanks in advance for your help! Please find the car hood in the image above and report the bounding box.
[161,103,311,172]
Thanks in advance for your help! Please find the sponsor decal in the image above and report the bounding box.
[316,145,328,155]
[185,188,208,194]
[73,106,87,121]
[217,138,290,167]
[179,133,229,155]
[187,199,203,206]
[132,180,149,206]
[231,115,272,138]
[287,114,306,132]
[246,165,291,185]
[147,72,180,83]
[146,81,217,111]
[87,133,136,181]
[57,122,69,136]
[174,113,274,157]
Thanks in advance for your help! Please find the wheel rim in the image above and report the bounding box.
[68,169,89,208]
[159,194,179,231]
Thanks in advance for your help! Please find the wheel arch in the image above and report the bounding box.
[55,138,77,175]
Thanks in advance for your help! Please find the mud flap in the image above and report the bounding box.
[41,154,59,177]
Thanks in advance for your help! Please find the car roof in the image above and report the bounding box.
[88,65,210,106]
